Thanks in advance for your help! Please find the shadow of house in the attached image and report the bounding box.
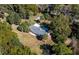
[36,35,43,40]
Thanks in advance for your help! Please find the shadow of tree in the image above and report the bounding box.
[50,33,59,43]
[40,44,53,55]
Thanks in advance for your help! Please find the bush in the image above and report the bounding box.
[6,12,21,25]
[17,22,30,32]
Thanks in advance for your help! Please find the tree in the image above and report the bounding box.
[22,4,38,15]
[17,22,30,32]
[70,5,79,16]
[50,14,71,43]
[52,43,72,55]
[0,5,30,19]
[51,4,64,11]
[6,12,21,25]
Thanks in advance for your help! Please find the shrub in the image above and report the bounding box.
[17,22,30,32]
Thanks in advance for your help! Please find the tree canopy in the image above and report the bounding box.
[50,14,71,43]
[0,22,32,55]
[17,22,30,32]
[52,43,72,55]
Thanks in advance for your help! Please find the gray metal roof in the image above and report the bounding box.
[30,26,46,36]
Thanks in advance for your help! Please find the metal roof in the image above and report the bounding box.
[30,25,46,36]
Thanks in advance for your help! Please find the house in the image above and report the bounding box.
[29,23,46,36]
